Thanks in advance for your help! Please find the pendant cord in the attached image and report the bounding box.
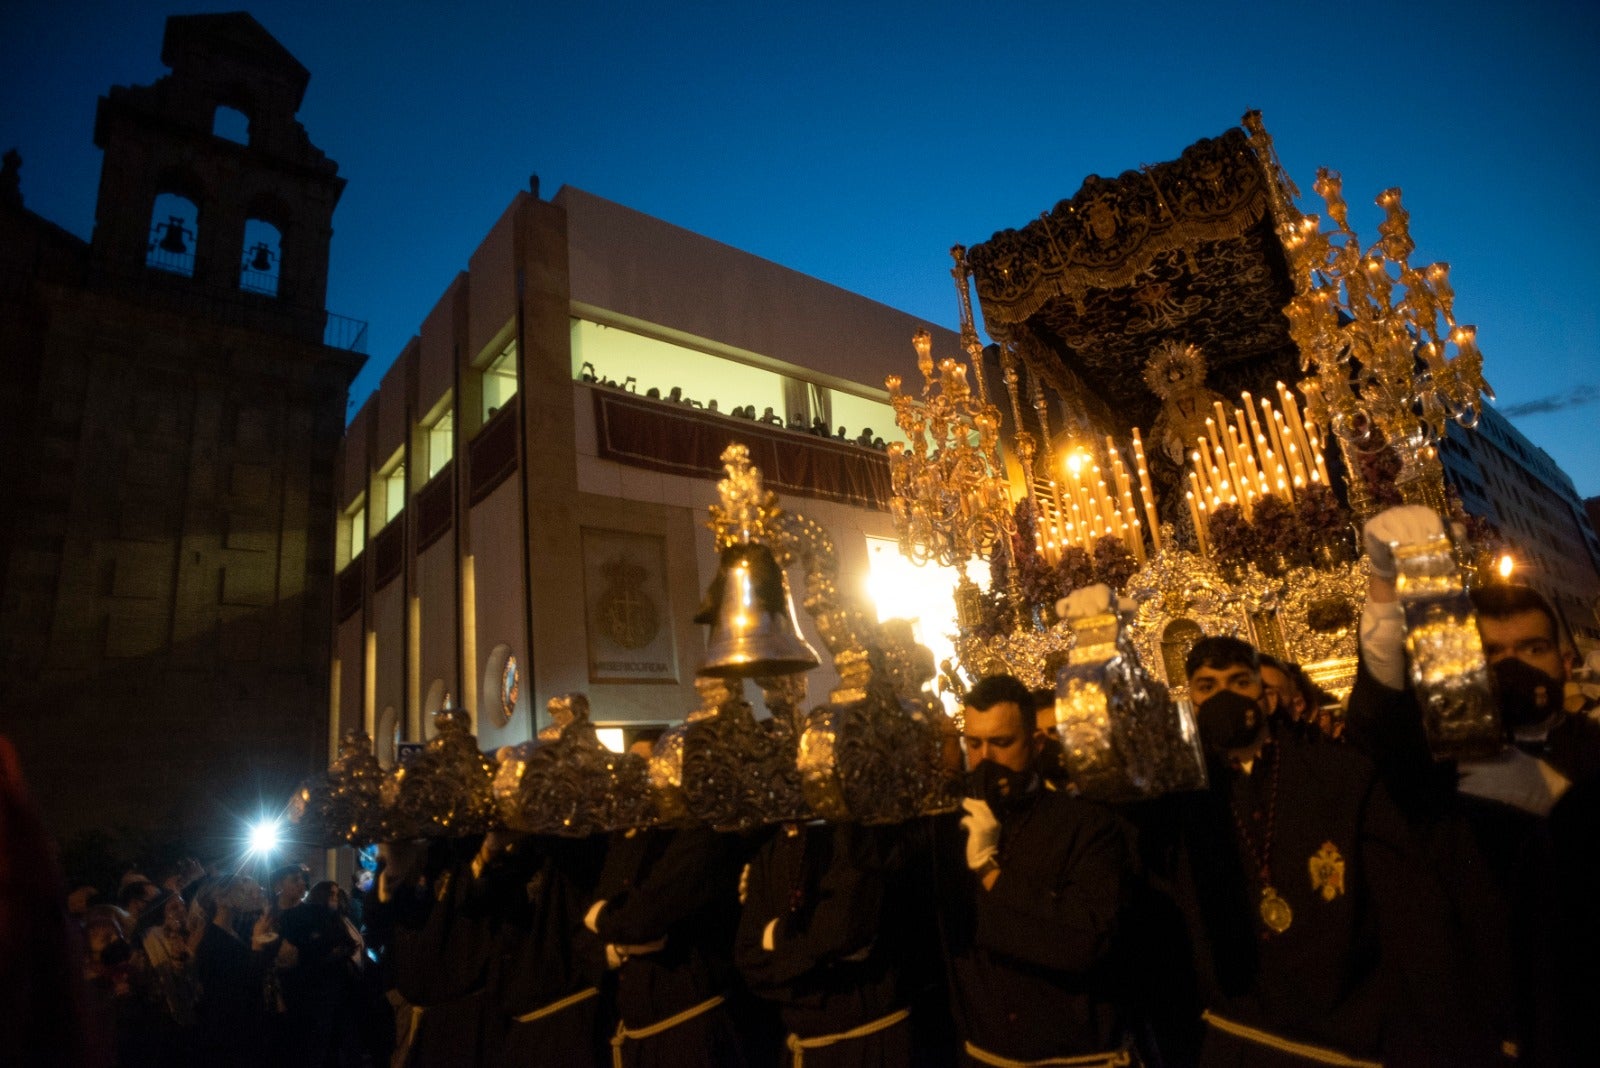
[1228,742,1280,886]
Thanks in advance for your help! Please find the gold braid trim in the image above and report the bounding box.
[610,995,725,1068]
[785,1007,910,1068]
[512,986,598,1024]
[1201,1010,1383,1068]
[962,1039,1133,1067]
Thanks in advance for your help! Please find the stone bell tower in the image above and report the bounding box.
[0,13,364,850]
[90,11,344,331]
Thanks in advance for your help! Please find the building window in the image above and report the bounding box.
[569,318,903,447]
[240,218,281,297]
[482,340,518,423]
[481,644,522,729]
[146,193,198,277]
[426,409,454,479]
[213,105,250,144]
[382,459,406,526]
[500,655,520,725]
[344,495,367,566]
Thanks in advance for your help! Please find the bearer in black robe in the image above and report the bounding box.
[937,674,1135,1066]
[1177,635,1483,1067]
[735,820,914,1067]
[378,836,498,1067]
[584,822,748,1067]
[1345,504,1597,1064]
[482,831,609,1066]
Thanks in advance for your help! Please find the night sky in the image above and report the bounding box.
[4,1,1597,494]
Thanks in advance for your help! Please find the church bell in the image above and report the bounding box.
[696,542,820,679]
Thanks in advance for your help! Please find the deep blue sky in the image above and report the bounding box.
[4,1,1597,494]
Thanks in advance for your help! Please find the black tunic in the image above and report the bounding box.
[934,790,1132,1062]
[1346,664,1570,1065]
[1166,736,1477,1067]
[735,822,913,1067]
[385,842,497,1067]
[487,834,609,1067]
[591,824,748,1068]
[192,923,277,1068]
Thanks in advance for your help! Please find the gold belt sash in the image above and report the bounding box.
[785,1007,910,1067]
[962,1039,1132,1067]
[1201,1010,1382,1068]
[610,994,725,1068]
[513,985,599,1024]
[390,988,485,1068]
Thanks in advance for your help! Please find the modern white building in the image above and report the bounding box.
[330,184,966,763]
[1440,405,1600,648]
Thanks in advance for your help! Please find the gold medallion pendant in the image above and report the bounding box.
[1259,886,1293,933]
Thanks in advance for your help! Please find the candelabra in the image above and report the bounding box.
[885,323,1013,570]
[1250,114,1492,519]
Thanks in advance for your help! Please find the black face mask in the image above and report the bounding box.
[1197,689,1264,754]
[965,759,1040,814]
[1492,657,1562,731]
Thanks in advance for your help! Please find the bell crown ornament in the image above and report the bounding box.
[493,693,658,835]
[380,696,499,839]
[287,729,384,847]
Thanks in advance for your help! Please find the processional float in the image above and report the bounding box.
[291,111,1511,846]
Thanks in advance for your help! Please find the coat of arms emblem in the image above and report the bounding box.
[1308,840,1346,901]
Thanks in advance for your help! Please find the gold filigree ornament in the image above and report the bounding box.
[493,694,657,836]
[1249,110,1494,521]
[1124,535,1248,693]
[678,676,811,832]
[287,730,385,847]
[698,444,958,826]
[380,699,499,840]
[952,621,1077,691]
[1049,600,1208,804]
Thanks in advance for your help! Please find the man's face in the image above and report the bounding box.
[1258,664,1295,718]
[278,872,306,904]
[1479,610,1569,681]
[1188,663,1265,707]
[961,701,1039,773]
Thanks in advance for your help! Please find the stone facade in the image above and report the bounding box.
[0,14,364,845]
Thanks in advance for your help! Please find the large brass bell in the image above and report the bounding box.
[696,542,820,678]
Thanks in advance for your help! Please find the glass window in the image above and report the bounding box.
[426,410,454,479]
[482,341,518,423]
[383,462,406,525]
[346,497,366,564]
[571,319,785,418]
[500,655,520,726]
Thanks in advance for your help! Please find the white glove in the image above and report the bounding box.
[959,797,1001,871]
[1363,506,1445,580]
[583,900,606,935]
[761,918,778,951]
[738,863,750,906]
[1360,599,1408,691]
[1058,584,1113,621]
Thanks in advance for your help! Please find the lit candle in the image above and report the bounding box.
[1278,382,1317,472]
[1131,429,1161,551]
[1187,490,1207,554]
[1261,398,1292,494]
[1274,411,1309,488]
